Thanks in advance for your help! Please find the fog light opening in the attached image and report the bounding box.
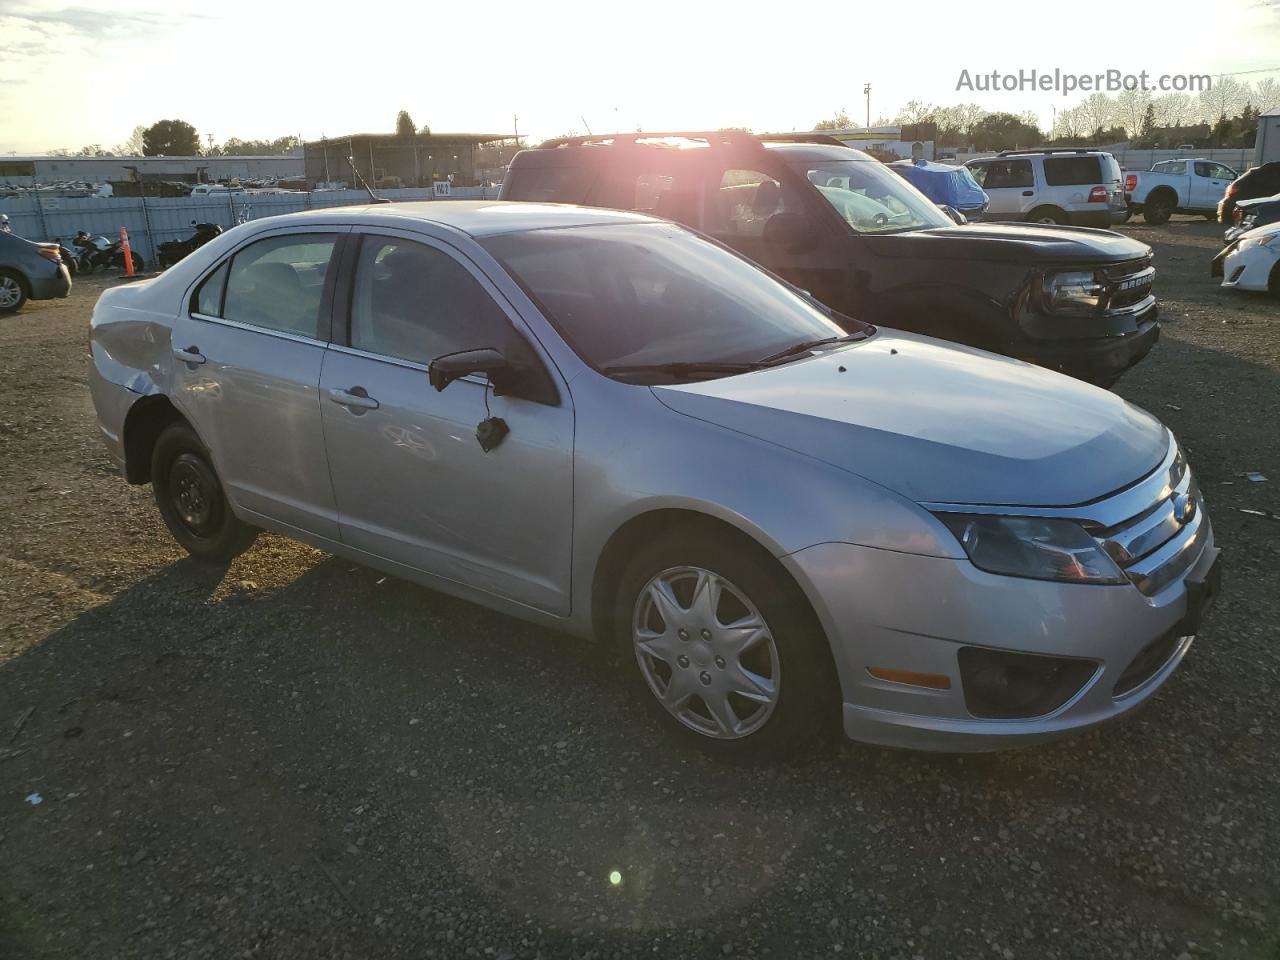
[958,647,1097,719]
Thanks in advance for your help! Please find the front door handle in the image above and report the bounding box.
[327,387,380,411]
[173,345,206,365]
[1021,190,1034,196]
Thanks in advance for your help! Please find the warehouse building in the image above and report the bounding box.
[304,133,513,188]
[0,153,303,188]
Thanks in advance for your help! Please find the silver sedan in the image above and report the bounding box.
[88,202,1220,754]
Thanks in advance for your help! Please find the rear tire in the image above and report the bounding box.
[151,421,257,561]
[0,270,27,314]
[1027,207,1065,225]
[1144,193,1174,224]
[614,529,838,756]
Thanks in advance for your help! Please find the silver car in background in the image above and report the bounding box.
[88,202,1220,754]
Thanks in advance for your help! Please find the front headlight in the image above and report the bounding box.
[935,514,1126,585]
[1043,270,1105,313]
[1238,232,1277,250]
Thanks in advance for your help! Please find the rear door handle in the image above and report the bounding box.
[327,387,380,411]
[1021,190,1034,196]
[173,345,206,365]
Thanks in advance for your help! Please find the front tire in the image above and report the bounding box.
[615,531,837,755]
[151,421,257,561]
[0,270,27,314]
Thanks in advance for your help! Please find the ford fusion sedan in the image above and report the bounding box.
[89,202,1219,754]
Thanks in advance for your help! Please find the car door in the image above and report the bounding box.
[1193,162,1234,210]
[172,228,344,539]
[318,229,574,615]
[967,159,1036,217]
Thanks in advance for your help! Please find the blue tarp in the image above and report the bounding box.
[889,160,989,214]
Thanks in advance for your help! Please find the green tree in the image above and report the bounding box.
[218,136,300,156]
[142,119,200,156]
[1137,103,1156,144]
[1211,111,1232,147]
[970,112,1042,151]
[396,111,416,136]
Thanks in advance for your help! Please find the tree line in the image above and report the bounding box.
[814,76,1279,151]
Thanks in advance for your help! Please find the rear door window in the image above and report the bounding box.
[1153,160,1187,176]
[970,159,1034,189]
[1043,156,1104,185]
[221,233,338,338]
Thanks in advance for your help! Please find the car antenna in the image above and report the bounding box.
[347,155,392,204]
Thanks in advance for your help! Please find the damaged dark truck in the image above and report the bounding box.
[500,132,1159,386]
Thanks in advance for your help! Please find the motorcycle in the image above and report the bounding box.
[74,233,144,274]
[157,221,223,268]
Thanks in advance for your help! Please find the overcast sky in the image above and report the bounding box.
[2,0,1279,155]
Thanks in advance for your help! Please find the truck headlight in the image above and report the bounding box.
[1043,270,1105,313]
[935,514,1126,585]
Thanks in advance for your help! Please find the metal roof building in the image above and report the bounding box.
[0,153,303,187]
[304,133,512,188]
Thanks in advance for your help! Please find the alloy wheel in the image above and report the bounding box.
[0,276,20,309]
[632,566,780,739]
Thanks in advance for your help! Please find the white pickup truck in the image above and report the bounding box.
[1125,158,1238,224]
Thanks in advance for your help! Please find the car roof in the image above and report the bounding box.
[256,201,658,238]
[511,139,874,167]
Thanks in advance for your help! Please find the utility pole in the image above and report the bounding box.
[206,132,214,156]
[1051,104,1057,140]
[864,83,872,131]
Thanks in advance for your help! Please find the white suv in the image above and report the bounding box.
[965,150,1127,228]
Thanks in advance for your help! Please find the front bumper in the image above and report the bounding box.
[30,262,71,300]
[782,518,1218,752]
[1020,306,1160,386]
[1219,241,1279,292]
[1065,207,1128,228]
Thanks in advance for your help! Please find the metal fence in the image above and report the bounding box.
[0,186,499,262]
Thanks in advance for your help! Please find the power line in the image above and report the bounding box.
[1213,65,1280,78]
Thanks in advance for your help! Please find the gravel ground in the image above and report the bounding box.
[1,218,1278,960]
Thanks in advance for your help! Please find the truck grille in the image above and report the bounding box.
[1101,256,1155,311]
[1089,448,1208,596]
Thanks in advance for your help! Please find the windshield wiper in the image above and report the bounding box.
[757,334,861,365]
[601,360,770,379]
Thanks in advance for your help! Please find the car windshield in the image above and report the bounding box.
[481,223,864,380]
[795,160,952,233]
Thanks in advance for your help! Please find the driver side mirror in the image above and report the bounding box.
[939,205,968,225]
[428,347,558,405]
[762,211,818,253]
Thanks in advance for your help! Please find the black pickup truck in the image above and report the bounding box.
[500,132,1159,386]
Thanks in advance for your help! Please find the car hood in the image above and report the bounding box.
[864,222,1150,265]
[652,332,1168,507]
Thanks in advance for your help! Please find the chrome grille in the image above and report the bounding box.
[1089,449,1207,596]
[1101,256,1155,311]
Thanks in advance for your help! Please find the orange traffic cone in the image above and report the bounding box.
[120,227,135,278]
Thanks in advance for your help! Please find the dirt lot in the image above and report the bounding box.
[1,218,1278,960]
